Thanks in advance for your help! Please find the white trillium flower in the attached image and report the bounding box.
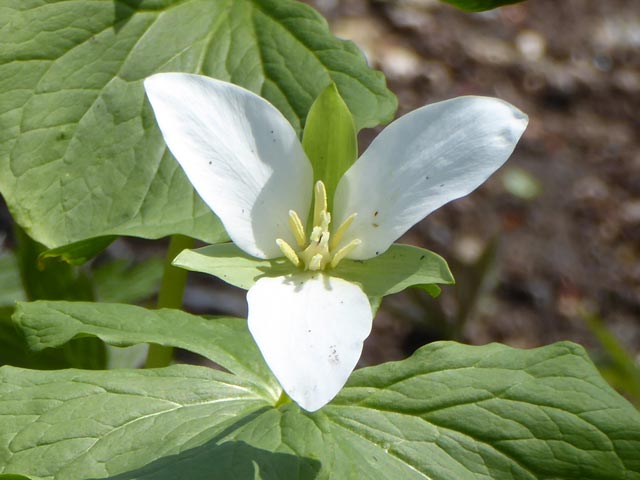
[144,73,528,411]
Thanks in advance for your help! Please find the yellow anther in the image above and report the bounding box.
[278,179,361,271]
[330,212,357,250]
[276,238,300,267]
[288,210,306,247]
[308,253,324,271]
[330,239,362,269]
[312,181,328,227]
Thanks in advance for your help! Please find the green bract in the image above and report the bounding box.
[174,243,453,306]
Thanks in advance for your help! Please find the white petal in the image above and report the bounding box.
[144,73,313,259]
[247,273,372,411]
[333,96,528,259]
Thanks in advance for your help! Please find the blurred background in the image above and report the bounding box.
[1,0,638,402]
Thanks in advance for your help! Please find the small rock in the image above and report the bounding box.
[516,30,546,62]
[621,200,640,224]
[453,235,485,264]
[465,35,515,65]
[572,176,609,201]
[379,44,424,81]
[613,68,640,93]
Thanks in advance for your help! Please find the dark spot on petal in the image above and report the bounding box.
[328,345,340,364]
[375,251,380,255]
[208,161,212,165]
[308,329,311,333]
[372,223,379,228]
[425,176,430,180]
[374,210,379,217]
[440,184,444,187]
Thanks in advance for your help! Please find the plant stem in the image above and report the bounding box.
[145,234,194,368]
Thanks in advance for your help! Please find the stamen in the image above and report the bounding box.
[308,253,324,271]
[276,238,300,267]
[278,179,360,271]
[330,239,362,269]
[288,210,306,247]
[310,226,323,243]
[320,210,331,231]
[330,213,357,250]
[319,232,329,250]
[312,181,328,228]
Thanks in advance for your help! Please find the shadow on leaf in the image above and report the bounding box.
[113,0,143,32]
[98,439,321,480]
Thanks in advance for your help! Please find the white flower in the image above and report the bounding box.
[144,73,528,411]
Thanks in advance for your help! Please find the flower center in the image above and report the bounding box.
[276,181,360,271]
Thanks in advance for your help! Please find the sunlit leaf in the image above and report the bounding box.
[13,301,278,397]
[174,243,453,299]
[92,258,163,304]
[0,0,395,249]
[1,337,638,479]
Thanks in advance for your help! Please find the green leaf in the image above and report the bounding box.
[9,229,108,369]
[334,244,454,297]
[0,0,396,250]
[92,258,163,304]
[0,254,25,307]
[12,301,279,398]
[174,243,453,298]
[1,341,638,479]
[0,307,105,370]
[39,236,116,266]
[173,243,295,290]
[334,341,640,478]
[13,228,93,302]
[302,84,357,210]
[439,0,525,11]
[0,364,277,480]
[105,344,149,370]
